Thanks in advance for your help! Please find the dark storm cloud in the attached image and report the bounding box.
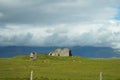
[0,0,118,25]
[0,32,33,46]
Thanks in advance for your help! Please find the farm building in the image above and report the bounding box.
[48,48,72,56]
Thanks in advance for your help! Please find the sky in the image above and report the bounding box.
[0,0,120,49]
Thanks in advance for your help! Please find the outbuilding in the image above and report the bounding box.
[48,48,72,56]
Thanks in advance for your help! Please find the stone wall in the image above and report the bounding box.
[48,48,72,56]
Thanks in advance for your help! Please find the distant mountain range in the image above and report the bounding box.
[0,46,120,58]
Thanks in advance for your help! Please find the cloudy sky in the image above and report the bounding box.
[0,0,120,49]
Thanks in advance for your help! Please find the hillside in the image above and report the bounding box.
[0,46,120,58]
[0,54,120,80]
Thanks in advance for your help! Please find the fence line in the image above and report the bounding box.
[29,71,103,80]
[30,70,33,80]
[100,72,102,80]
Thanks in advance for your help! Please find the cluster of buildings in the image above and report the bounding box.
[30,48,72,60]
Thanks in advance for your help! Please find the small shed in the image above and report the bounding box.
[30,52,37,60]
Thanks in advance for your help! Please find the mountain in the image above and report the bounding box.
[0,46,120,58]
[71,46,120,58]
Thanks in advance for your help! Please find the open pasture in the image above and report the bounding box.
[0,55,120,80]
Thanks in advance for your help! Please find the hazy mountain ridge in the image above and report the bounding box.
[0,46,120,58]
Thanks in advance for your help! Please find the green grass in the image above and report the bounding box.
[0,54,120,80]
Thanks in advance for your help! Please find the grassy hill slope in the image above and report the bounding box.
[0,54,120,80]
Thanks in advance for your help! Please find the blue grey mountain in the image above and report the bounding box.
[0,46,120,58]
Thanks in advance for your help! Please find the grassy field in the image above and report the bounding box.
[0,54,120,80]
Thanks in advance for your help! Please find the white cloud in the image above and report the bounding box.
[0,0,120,49]
[1,21,120,49]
